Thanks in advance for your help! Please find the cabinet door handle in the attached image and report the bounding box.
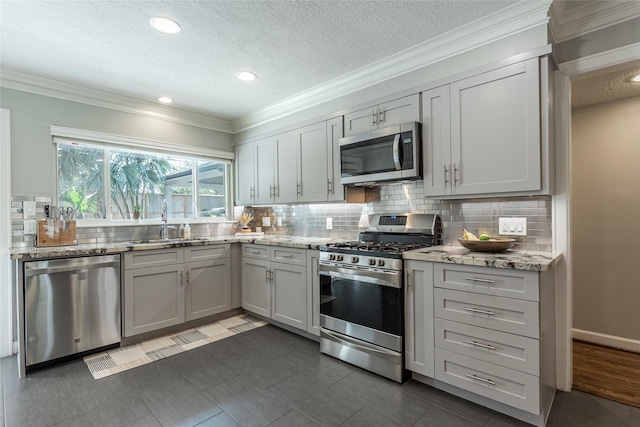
[250,186,255,199]
[405,271,411,292]
[186,270,190,286]
[297,182,301,196]
[444,165,449,186]
[372,110,377,125]
[265,269,270,283]
[453,163,458,185]
[464,277,496,284]
[465,373,496,385]
[464,307,495,316]
[180,271,184,287]
[327,179,332,194]
[465,340,496,350]
[379,108,385,124]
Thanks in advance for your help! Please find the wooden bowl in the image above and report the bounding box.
[457,238,515,253]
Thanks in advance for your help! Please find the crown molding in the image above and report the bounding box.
[549,1,640,43]
[232,0,552,133]
[0,68,233,134]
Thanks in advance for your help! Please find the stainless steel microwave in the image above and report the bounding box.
[339,121,421,186]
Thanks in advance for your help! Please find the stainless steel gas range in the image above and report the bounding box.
[318,213,440,383]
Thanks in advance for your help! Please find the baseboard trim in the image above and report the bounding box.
[573,328,640,353]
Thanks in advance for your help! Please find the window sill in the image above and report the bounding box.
[76,218,238,228]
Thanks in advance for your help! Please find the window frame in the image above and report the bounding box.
[52,126,234,226]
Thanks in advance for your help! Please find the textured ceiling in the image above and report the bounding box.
[0,0,517,121]
[572,65,640,108]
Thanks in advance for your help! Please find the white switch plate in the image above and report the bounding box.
[277,217,283,227]
[262,216,271,227]
[24,219,37,235]
[499,217,527,236]
[326,218,333,230]
[23,201,36,218]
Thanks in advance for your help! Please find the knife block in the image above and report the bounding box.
[36,219,77,247]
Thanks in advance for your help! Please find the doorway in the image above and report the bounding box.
[1,108,12,358]
[570,63,640,406]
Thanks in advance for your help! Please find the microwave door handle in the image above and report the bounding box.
[392,133,401,170]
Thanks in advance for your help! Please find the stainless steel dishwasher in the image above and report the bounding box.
[24,254,121,368]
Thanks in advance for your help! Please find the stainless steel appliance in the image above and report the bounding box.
[319,213,439,382]
[24,254,121,369]
[340,121,421,186]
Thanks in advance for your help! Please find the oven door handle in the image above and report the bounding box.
[319,264,401,288]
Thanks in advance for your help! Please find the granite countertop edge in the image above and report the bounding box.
[9,235,344,260]
[403,245,562,272]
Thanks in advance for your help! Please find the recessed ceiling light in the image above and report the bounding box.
[235,71,257,81]
[632,74,640,83]
[150,17,181,34]
[157,96,173,104]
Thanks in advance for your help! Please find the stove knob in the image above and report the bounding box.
[336,255,344,262]
[329,254,336,261]
[368,259,376,266]
[377,259,385,267]
[351,256,359,263]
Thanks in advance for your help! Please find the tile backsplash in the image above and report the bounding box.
[13,182,552,251]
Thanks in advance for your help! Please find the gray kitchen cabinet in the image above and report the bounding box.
[326,117,345,202]
[185,258,231,321]
[344,94,420,136]
[427,262,556,426]
[124,245,231,337]
[241,256,271,317]
[124,263,185,337]
[404,260,435,378]
[423,58,543,198]
[235,142,256,205]
[235,119,343,205]
[306,250,320,337]
[241,244,308,331]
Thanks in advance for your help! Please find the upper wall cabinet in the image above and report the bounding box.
[235,118,345,205]
[423,58,549,198]
[344,94,420,136]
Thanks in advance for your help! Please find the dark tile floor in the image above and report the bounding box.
[2,325,639,427]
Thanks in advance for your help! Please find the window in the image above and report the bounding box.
[55,135,231,222]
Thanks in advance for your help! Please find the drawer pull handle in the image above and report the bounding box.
[280,254,293,258]
[465,340,496,350]
[465,374,496,385]
[248,249,260,254]
[465,307,495,316]
[464,277,496,284]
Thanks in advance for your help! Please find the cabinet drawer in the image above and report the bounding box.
[434,264,539,301]
[124,248,183,269]
[270,247,306,266]
[435,349,540,414]
[434,288,539,338]
[242,244,270,260]
[435,319,539,375]
[185,244,230,262]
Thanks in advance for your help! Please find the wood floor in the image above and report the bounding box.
[573,340,640,409]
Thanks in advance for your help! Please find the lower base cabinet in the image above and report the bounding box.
[123,245,231,337]
[405,260,556,427]
[241,244,308,331]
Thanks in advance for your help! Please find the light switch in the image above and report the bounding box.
[498,217,527,236]
[326,218,333,230]
[277,217,283,227]
[23,201,36,218]
[262,216,271,227]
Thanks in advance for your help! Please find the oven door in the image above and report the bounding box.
[319,262,403,352]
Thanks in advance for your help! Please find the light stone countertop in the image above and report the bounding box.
[9,234,347,260]
[403,245,562,272]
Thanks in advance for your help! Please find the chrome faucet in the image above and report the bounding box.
[161,199,168,240]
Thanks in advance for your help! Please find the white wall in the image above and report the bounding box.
[0,88,234,197]
[0,108,12,357]
[571,96,640,348]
